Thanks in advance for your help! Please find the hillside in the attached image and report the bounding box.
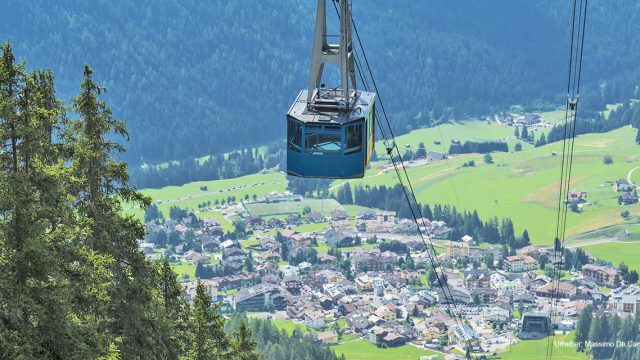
[3,0,640,164]
[128,119,640,270]
[337,124,640,246]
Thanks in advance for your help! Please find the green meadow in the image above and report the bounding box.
[337,125,640,252]
[331,339,443,360]
[245,198,343,216]
[496,332,586,360]
[375,119,533,155]
[124,171,287,230]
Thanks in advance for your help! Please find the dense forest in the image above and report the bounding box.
[545,100,640,145]
[3,0,640,165]
[574,306,640,360]
[0,43,337,359]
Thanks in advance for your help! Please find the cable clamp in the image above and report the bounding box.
[567,95,579,110]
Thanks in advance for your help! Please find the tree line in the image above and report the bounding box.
[130,144,284,189]
[448,140,509,155]
[346,183,533,250]
[544,100,640,146]
[574,306,640,360]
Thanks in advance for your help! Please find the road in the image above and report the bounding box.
[123,180,285,210]
[628,166,639,184]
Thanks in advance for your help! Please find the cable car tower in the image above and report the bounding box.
[286,0,376,179]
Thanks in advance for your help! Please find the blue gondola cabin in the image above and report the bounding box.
[287,89,376,179]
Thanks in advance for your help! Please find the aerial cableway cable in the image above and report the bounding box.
[546,1,588,359]
[334,0,472,345]
[404,0,462,221]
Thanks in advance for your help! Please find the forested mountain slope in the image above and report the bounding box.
[3,0,639,164]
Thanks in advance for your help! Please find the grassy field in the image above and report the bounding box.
[497,332,586,360]
[124,171,287,230]
[579,241,640,270]
[331,339,443,360]
[269,318,316,336]
[172,263,196,279]
[336,126,640,251]
[245,198,343,216]
[375,119,533,156]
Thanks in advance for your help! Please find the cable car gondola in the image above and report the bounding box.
[286,0,376,179]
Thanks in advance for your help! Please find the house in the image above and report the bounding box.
[517,245,541,259]
[356,210,376,220]
[483,306,510,325]
[282,229,312,249]
[261,274,279,285]
[323,283,346,301]
[317,254,337,266]
[317,330,338,345]
[283,276,303,295]
[437,285,472,304]
[339,302,357,316]
[266,217,285,229]
[355,274,374,292]
[374,305,396,322]
[535,281,577,299]
[303,309,326,329]
[448,325,479,351]
[233,283,285,312]
[330,219,351,231]
[519,114,541,126]
[319,296,334,310]
[246,215,265,229]
[426,151,446,162]
[220,239,237,249]
[504,255,538,272]
[256,262,277,276]
[223,247,247,262]
[463,270,490,292]
[619,193,639,205]
[352,249,395,272]
[460,234,475,245]
[369,326,406,347]
[324,230,358,248]
[201,236,221,252]
[444,240,470,258]
[202,218,224,236]
[566,190,587,204]
[330,209,348,221]
[285,214,302,226]
[614,179,633,192]
[608,285,640,315]
[184,251,209,265]
[347,314,370,334]
[259,237,280,251]
[582,264,621,288]
[307,211,326,223]
[376,211,396,223]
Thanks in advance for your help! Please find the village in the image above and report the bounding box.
[137,188,640,357]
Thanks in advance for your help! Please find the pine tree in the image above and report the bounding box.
[0,42,102,358]
[68,65,174,358]
[231,322,262,360]
[187,281,230,360]
[575,305,592,352]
